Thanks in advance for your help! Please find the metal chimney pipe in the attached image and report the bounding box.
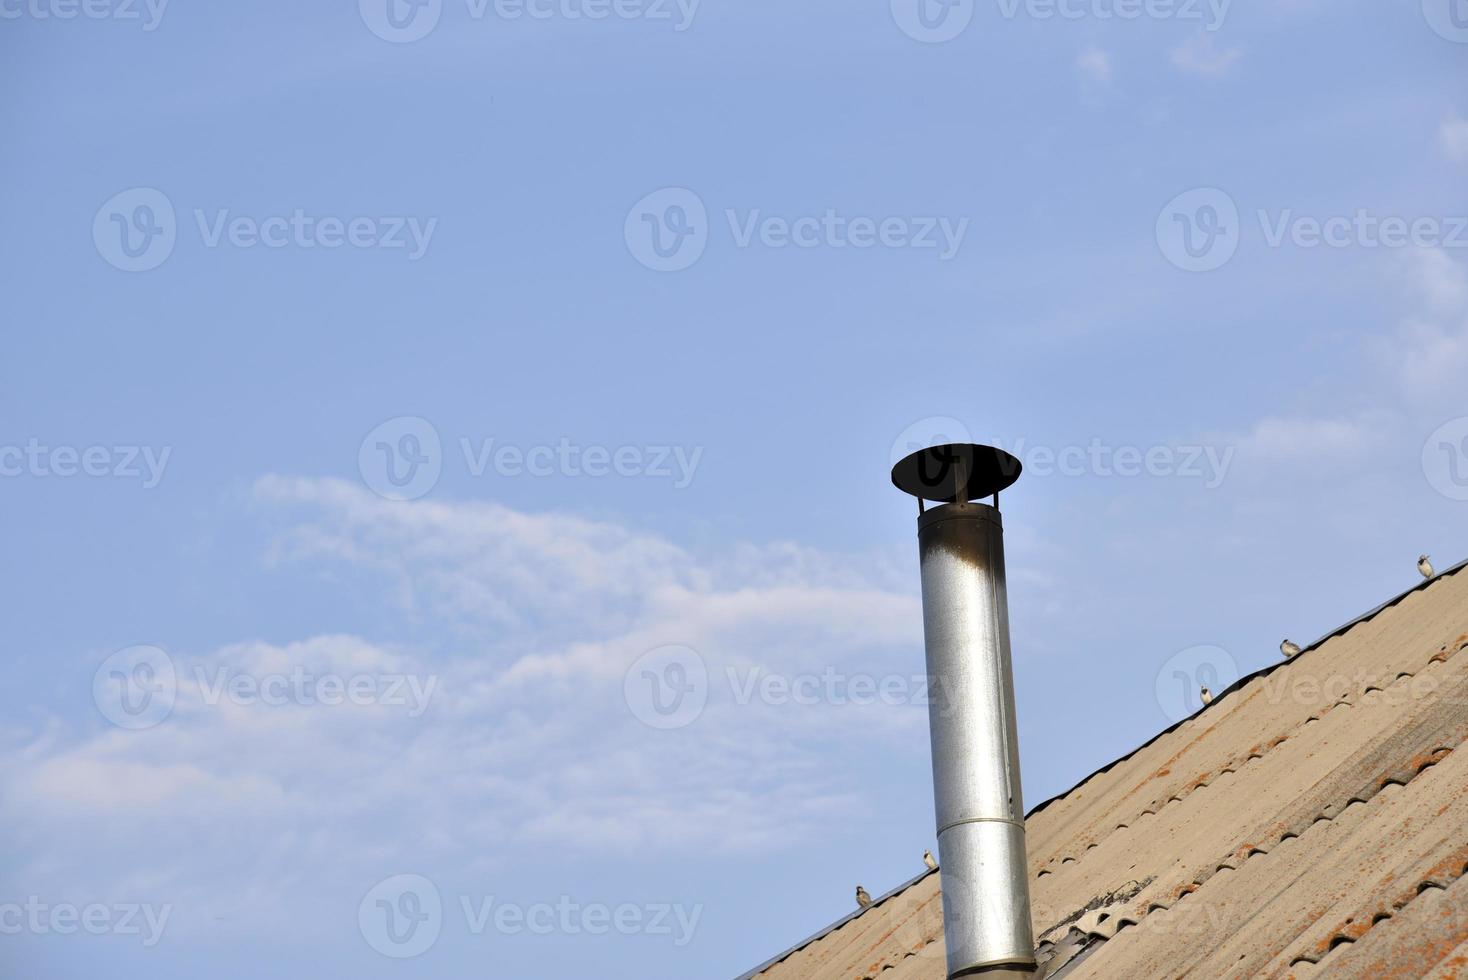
[892,443,1035,979]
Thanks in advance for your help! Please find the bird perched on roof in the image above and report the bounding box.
[1419,555,1435,579]
[1280,639,1302,659]
[924,850,938,871]
[1200,687,1213,706]
[856,886,872,909]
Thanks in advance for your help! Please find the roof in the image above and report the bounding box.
[742,559,1468,980]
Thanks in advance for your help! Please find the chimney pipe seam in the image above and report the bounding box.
[938,816,1027,834]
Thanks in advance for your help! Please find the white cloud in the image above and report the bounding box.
[1393,249,1468,400]
[1405,246,1468,315]
[1441,114,1468,165]
[3,480,923,930]
[254,474,705,635]
[1229,414,1386,467]
[1214,410,1400,488]
[1170,33,1242,76]
[1077,45,1113,85]
[1218,251,1468,495]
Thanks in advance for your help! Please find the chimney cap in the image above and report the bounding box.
[891,443,1023,503]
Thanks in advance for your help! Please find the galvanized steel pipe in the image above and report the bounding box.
[916,501,1035,977]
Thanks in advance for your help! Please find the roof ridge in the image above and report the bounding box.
[1023,557,1468,821]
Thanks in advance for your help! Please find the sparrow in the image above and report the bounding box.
[1280,639,1302,659]
[856,886,872,909]
[1200,687,1213,705]
[1419,555,1435,579]
[924,850,938,871]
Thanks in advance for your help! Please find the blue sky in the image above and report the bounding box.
[3,0,1468,976]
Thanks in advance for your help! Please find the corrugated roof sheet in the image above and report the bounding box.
[745,560,1468,980]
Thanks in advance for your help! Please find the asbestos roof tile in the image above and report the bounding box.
[744,562,1468,980]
